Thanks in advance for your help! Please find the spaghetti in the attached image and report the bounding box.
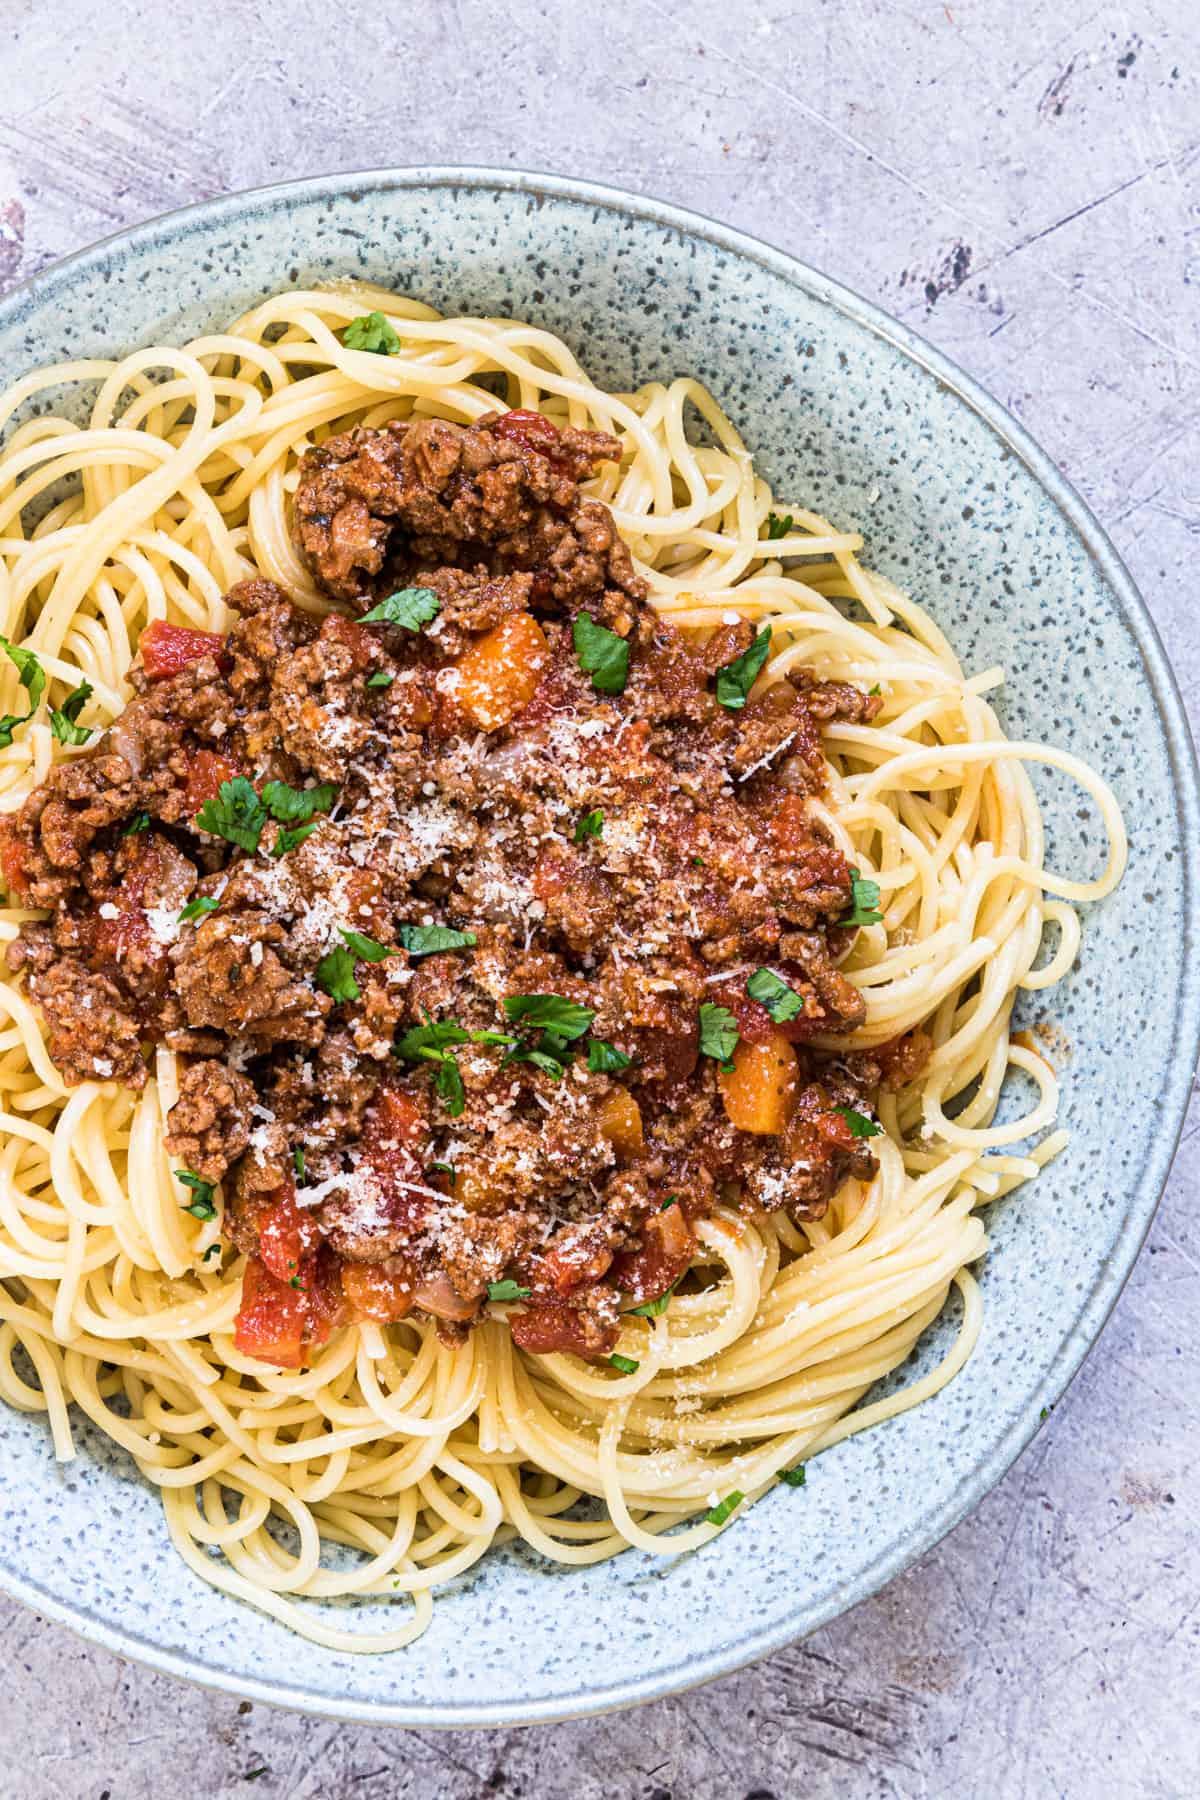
[0,284,1125,1649]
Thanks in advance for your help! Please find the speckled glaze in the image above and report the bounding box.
[0,169,1196,1730]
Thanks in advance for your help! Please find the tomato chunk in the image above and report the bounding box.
[509,1297,619,1360]
[140,619,226,680]
[490,408,562,458]
[0,823,28,897]
[183,748,244,814]
[359,1087,434,1236]
[252,1176,323,1284]
[610,1203,694,1306]
[234,1255,309,1367]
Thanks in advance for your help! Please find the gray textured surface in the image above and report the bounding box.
[0,2,1197,1795]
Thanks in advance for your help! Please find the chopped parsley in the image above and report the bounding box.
[714,626,772,710]
[195,776,266,854]
[868,684,881,696]
[261,779,337,824]
[503,994,595,1040]
[573,808,604,844]
[487,1279,531,1302]
[241,1768,270,1785]
[397,924,477,957]
[392,1014,476,1117]
[123,812,151,836]
[293,1146,305,1179]
[339,927,395,962]
[0,638,46,746]
[49,679,94,745]
[434,1058,465,1116]
[202,1243,223,1263]
[698,1002,739,1070]
[314,945,360,1004]
[765,511,794,539]
[704,1490,744,1527]
[431,1160,457,1187]
[177,1171,216,1221]
[627,1275,682,1319]
[342,310,402,355]
[839,867,883,928]
[289,1274,305,1291]
[359,587,440,631]
[780,1464,807,1487]
[572,612,629,694]
[746,966,804,1023]
[609,1353,640,1375]
[834,1106,883,1139]
[270,822,319,857]
[586,1038,632,1074]
[660,1195,679,1212]
[365,669,395,689]
[178,895,219,924]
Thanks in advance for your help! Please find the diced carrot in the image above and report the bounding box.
[597,1088,645,1160]
[718,1030,801,1135]
[341,1259,416,1324]
[452,613,550,731]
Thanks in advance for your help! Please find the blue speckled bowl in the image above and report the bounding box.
[0,169,1196,1728]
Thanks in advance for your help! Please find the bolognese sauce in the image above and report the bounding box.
[1,409,908,1369]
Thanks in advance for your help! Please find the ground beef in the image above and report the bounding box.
[3,406,888,1367]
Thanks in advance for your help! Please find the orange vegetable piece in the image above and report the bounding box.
[718,1031,801,1135]
[453,613,549,730]
[598,1088,645,1160]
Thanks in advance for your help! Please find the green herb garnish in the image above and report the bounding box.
[698,1002,739,1069]
[586,1038,632,1074]
[705,1490,744,1526]
[261,779,337,824]
[293,1146,305,1179]
[315,945,359,1004]
[839,868,883,928]
[609,1353,640,1375]
[49,679,94,746]
[627,1274,683,1319]
[834,1106,883,1139]
[342,310,402,355]
[573,808,604,844]
[714,626,771,711]
[365,670,395,689]
[359,587,440,631]
[431,1160,456,1187]
[270,822,319,857]
[397,924,477,958]
[202,1243,223,1263]
[177,1170,216,1221]
[765,512,794,540]
[123,812,151,836]
[746,966,804,1023]
[0,638,46,746]
[572,612,629,695]
[487,1279,532,1303]
[339,928,394,963]
[178,895,219,923]
[195,776,266,854]
[780,1464,807,1487]
[503,994,595,1040]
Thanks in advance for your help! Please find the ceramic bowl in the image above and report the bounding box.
[0,169,1196,1727]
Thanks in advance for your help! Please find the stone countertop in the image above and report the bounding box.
[0,3,1197,1795]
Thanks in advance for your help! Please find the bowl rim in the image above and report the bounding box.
[1,162,1197,1729]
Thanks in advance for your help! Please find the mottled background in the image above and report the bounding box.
[1,2,1197,1796]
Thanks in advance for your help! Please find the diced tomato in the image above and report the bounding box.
[509,1297,619,1360]
[233,1245,345,1369]
[253,1175,323,1284]
[92,841,163,977]
[139,619,227,680]
[342,1258,417,1324]
[815,1109,859,1152]
[233,1254,309,1367]
[610,1203,694,1307]
[183,748,244,814]
[320,613,373,671]
[360,1087,433,1235]
[490,408,562,458]
[0,822,28,897]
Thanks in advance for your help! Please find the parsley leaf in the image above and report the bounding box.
[261,779,337,824]
[573,808,604,844]
[431,1159,457,1187]
[503,994,595,1041]
[49,679,94,746]
[698,1002,739,1069]
[123,811,151,836]
[609,1353,640,1375]
[627,1274,683,1319]
[705,1490,744,1527]
[397,924,477,958]
[315,944,360,1004]
[339,928,395,963]
[746,966,804,1023]
[435,1059,466,1115]
[270,821,319,858]
[359,587,440,631]
[487,1279,532,1302]
[202,1243,223,1263]
[868,683,881,696]
[572,612,629,694]
[178,895,219,923]
[714,626,772,711]
[0,638,46,746]
[586,1038,632,1073]
[393,1017,471,1061]
[780,1464,807,1487]
[195,777,266,854]
[765,511,794,540]
[365,669,395,689]
[293,1146,306,1179]
[177,1170,216,1221]
[834,1106,883,1139]
[342,310,402,355]
[839,867,883,928]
